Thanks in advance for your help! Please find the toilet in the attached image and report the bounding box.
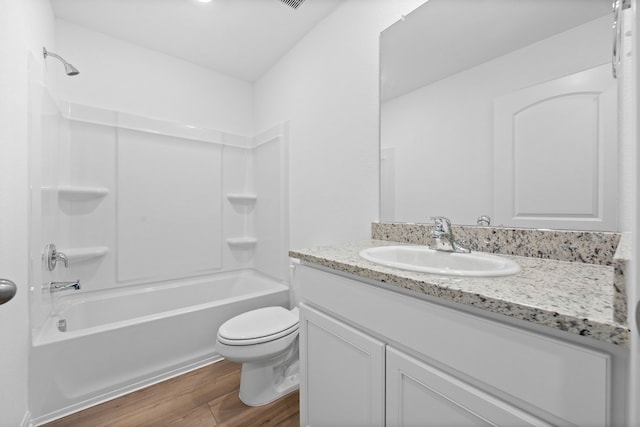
[215,305,300,406]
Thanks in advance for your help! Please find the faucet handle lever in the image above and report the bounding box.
[427,216,470,254]
[44,243,69,271]
[477,215,491,226]
[428,216,451,235]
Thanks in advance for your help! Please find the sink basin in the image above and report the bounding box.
[358,245,521,277]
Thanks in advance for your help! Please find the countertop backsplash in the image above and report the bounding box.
[372,222,620,266]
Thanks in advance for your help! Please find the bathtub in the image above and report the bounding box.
[29,270,289,425]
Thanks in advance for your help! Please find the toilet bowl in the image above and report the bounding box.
[215,306,300,406]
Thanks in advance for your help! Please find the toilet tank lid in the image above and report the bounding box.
[218,306,299,341]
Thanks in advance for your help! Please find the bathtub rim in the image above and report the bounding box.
[32,269,289,347]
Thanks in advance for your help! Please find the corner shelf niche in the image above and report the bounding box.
[226,237,257,250]
[57,185,109,201]
[59,246,109,264]
[226,193,257,205]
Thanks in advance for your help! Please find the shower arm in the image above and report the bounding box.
[42,47,80,76]
[43,47,62,62]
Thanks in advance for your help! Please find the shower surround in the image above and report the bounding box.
[28,85,290,424]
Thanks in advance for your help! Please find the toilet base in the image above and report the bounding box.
[238,341,300,406]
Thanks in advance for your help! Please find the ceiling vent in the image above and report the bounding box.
[280,0,306,9]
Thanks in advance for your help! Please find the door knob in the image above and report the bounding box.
[0,279,17,305]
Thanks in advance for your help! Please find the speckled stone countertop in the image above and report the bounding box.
[289,240,630,347]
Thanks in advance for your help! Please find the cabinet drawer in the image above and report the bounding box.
[297,264,611,426]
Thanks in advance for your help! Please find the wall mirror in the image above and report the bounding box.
[380,0,617,231]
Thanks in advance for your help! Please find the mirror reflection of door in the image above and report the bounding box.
[493,64,616,231]
[380,0,615,230]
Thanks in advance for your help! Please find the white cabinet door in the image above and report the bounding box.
[300,303,385,427]
[386,347,551,427]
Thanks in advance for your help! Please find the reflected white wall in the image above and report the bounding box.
[254,0,426,248]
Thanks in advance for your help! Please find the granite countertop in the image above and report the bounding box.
[290,239,630,347]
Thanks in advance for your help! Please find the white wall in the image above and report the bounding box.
[622,5,639,425]
[0,0,55,425]
[55,20,254,136]
[381,15,612,226]
[254,0,425,248]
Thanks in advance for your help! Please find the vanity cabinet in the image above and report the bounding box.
[300,304,548,427]
[295,263,623,427]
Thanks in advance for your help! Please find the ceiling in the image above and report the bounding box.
[51,0,343,82]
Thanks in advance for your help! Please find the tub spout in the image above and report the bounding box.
[49,280,81,293]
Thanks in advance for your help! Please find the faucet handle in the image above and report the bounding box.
[44,244,68,271]
[477,215,491,226]
[428,216,470,254]
[428,216,451,235]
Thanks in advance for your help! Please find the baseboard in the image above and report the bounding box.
[30,355,223,426]
[20,410,33,427]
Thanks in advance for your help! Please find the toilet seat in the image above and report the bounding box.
[217,306,299,346]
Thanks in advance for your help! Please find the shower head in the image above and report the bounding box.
[43,47,80,76]
[63,62,80,76]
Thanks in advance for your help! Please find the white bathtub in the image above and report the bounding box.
[29,270,289,425]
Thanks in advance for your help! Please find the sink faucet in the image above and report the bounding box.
[428,216,470,254]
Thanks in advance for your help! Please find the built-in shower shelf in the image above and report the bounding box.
[226,237,257,249]
[226,193,257,204]
[60,246,109,264]
[57,185,109,201]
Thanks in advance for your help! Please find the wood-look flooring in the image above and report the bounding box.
[43,360,300,427]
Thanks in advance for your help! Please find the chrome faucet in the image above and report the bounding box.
[48,280,81,293]
[428,216,470,254]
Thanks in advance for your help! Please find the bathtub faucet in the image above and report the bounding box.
[49,280,81,293]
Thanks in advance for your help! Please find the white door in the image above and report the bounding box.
[0,148,29,427]
[0,160,29,427]
[0,33,31,427]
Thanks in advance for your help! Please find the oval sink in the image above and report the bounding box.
[359,246,521,277]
